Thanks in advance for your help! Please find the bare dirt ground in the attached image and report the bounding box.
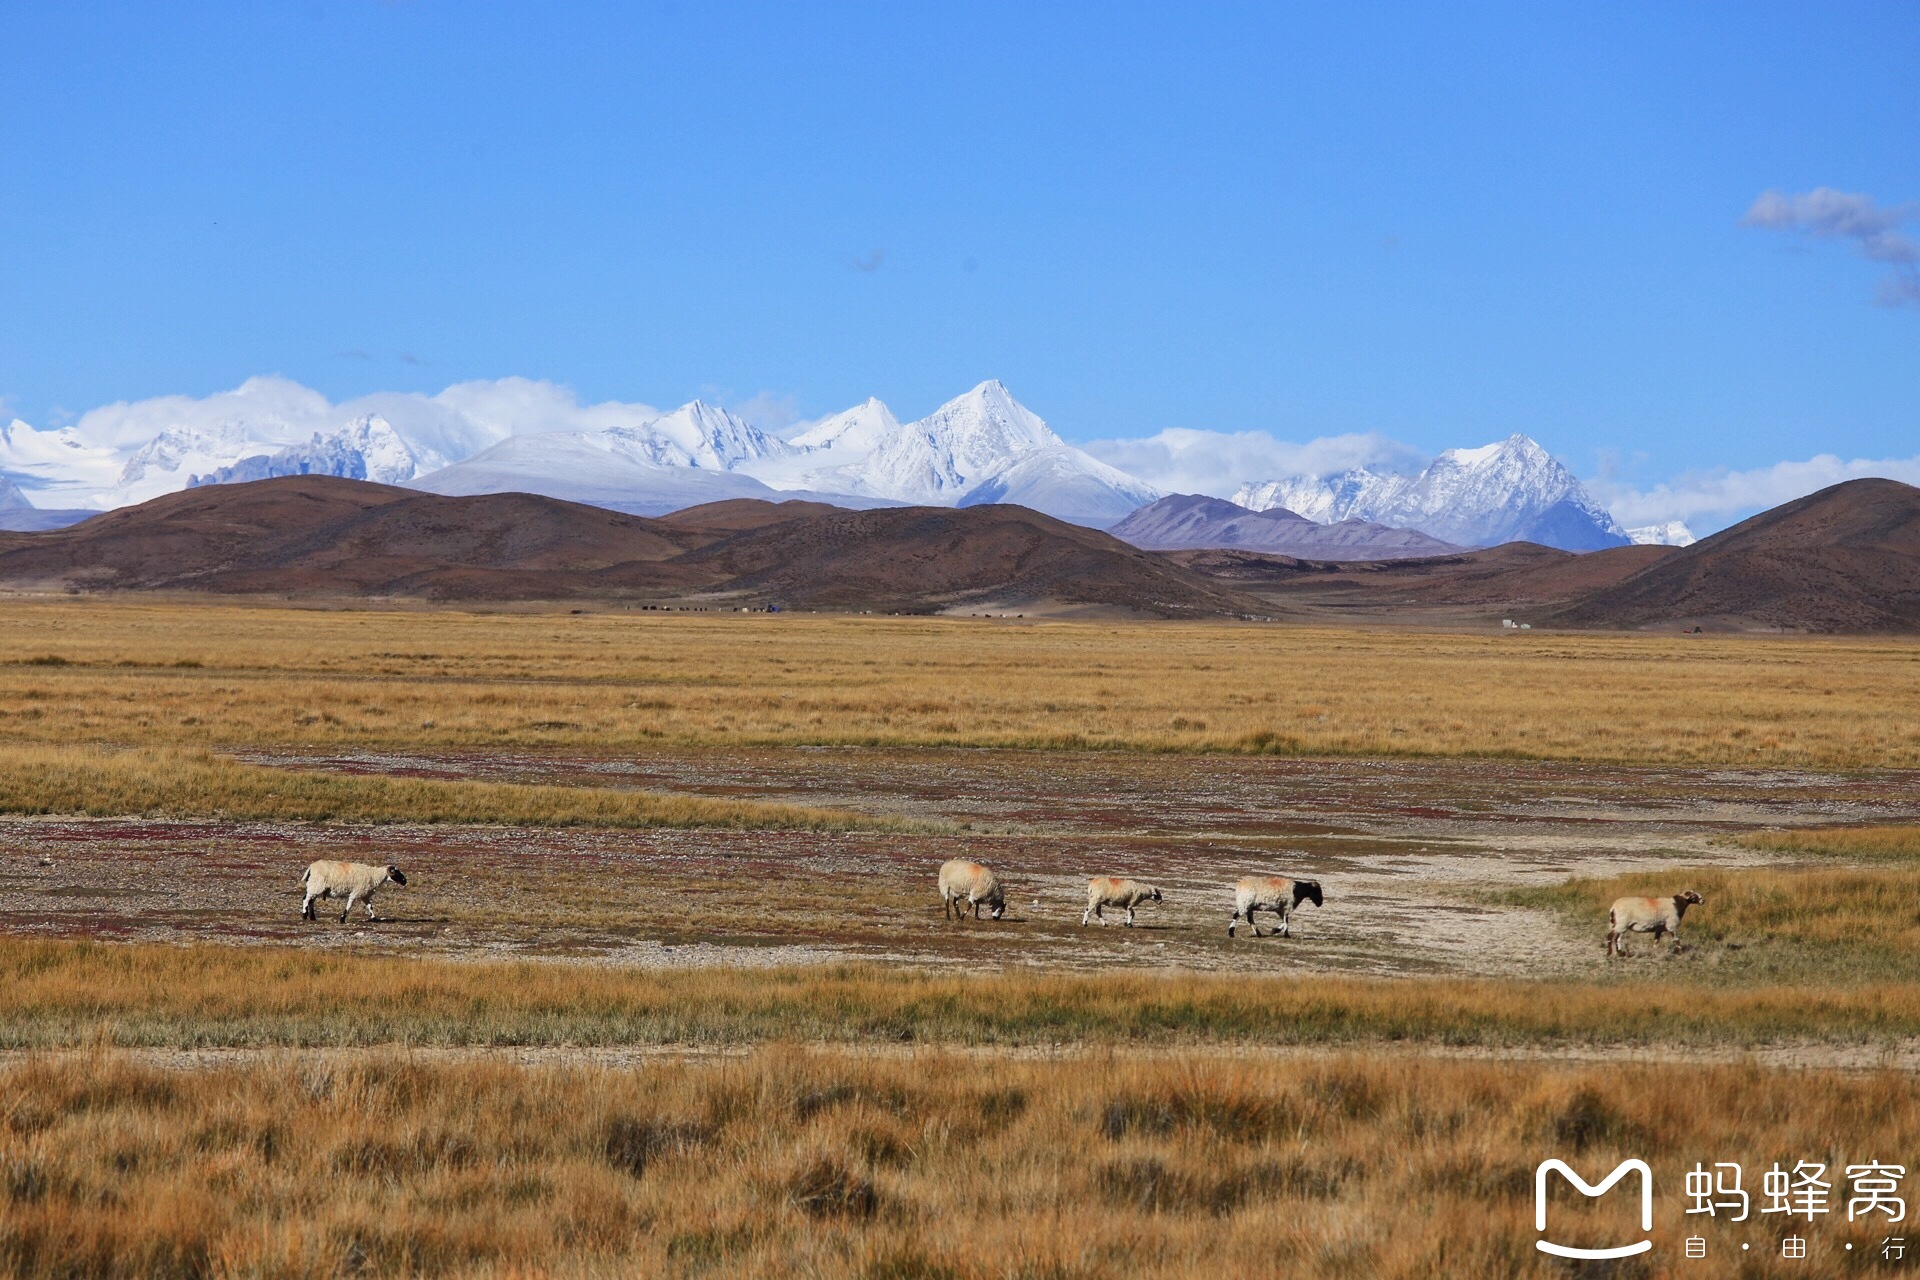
[3,748,1914,979]
[17,1035,1920,1074]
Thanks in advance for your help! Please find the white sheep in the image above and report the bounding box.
[938,859,1005,921]
[1227,875,1323,938]
[1082,877,1162,927]
[301,860,408,923]
[1606,890,1702,957]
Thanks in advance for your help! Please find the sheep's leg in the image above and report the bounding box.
[1227,913,1238,937]
[1279,909,1291,938]
[341,891,358,924]
[301,892,317,921]
[364,894,379,922]
[1124,905,1134,927]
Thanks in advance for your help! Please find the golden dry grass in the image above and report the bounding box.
[4,1046,1915,1278]
[1737,824,1920,862]
[2,601,1918,767]
[12,938,1920,1049]
[0,745,906,832]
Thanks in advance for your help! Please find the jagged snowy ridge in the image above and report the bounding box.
[1235,434,1629,551]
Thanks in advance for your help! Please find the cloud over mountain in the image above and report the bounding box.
[1590,451,1920,531]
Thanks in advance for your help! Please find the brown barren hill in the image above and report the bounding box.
[0,477,1267,616]
[1169,541,1676,617]
[1552,477,1920,632]
[656,497,849,533]
[649,503,1269,616]
[0,475,711,598]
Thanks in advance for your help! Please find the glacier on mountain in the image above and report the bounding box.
[1234,434,1629,551]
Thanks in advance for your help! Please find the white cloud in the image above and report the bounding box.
[1743,186,1920,305]
[425,377,658,437]
[1080,427,1425,499]
[69,376,336,452]
[1588,453,1920,531]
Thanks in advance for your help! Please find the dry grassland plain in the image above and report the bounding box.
[0,600,1915,767]
[8,1048,1920,1280]
[6,600,1920,1276]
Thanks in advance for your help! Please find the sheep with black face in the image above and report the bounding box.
[1227,876,1323,938]
[301,860,408,923]
[1606,890,1703,957]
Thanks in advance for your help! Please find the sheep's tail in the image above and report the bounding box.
[300,866,311,885]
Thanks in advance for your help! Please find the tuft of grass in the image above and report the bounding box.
[0,745,910,832]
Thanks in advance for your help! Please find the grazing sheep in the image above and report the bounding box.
[938,859,1005,921]
[1606,890,1703,957]
[301,860,408,923]
[1082,877,1163,927]
[1227,876,1323,938]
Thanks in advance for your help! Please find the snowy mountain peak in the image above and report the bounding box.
[641,400,792,471]
[789,398,900,452]
[723,381,1157,524]
[866,381,1066,501]
[1435,433,1544,468]
[1237,433,1629,551]
[924,380,1062,453]
[1628,520,1696,547]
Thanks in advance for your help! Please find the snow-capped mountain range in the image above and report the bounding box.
[1,378,1693,550]
[1233,435,1635,551]
[415,380,1161,525]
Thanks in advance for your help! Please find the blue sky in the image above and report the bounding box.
[2,2,1915,528]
